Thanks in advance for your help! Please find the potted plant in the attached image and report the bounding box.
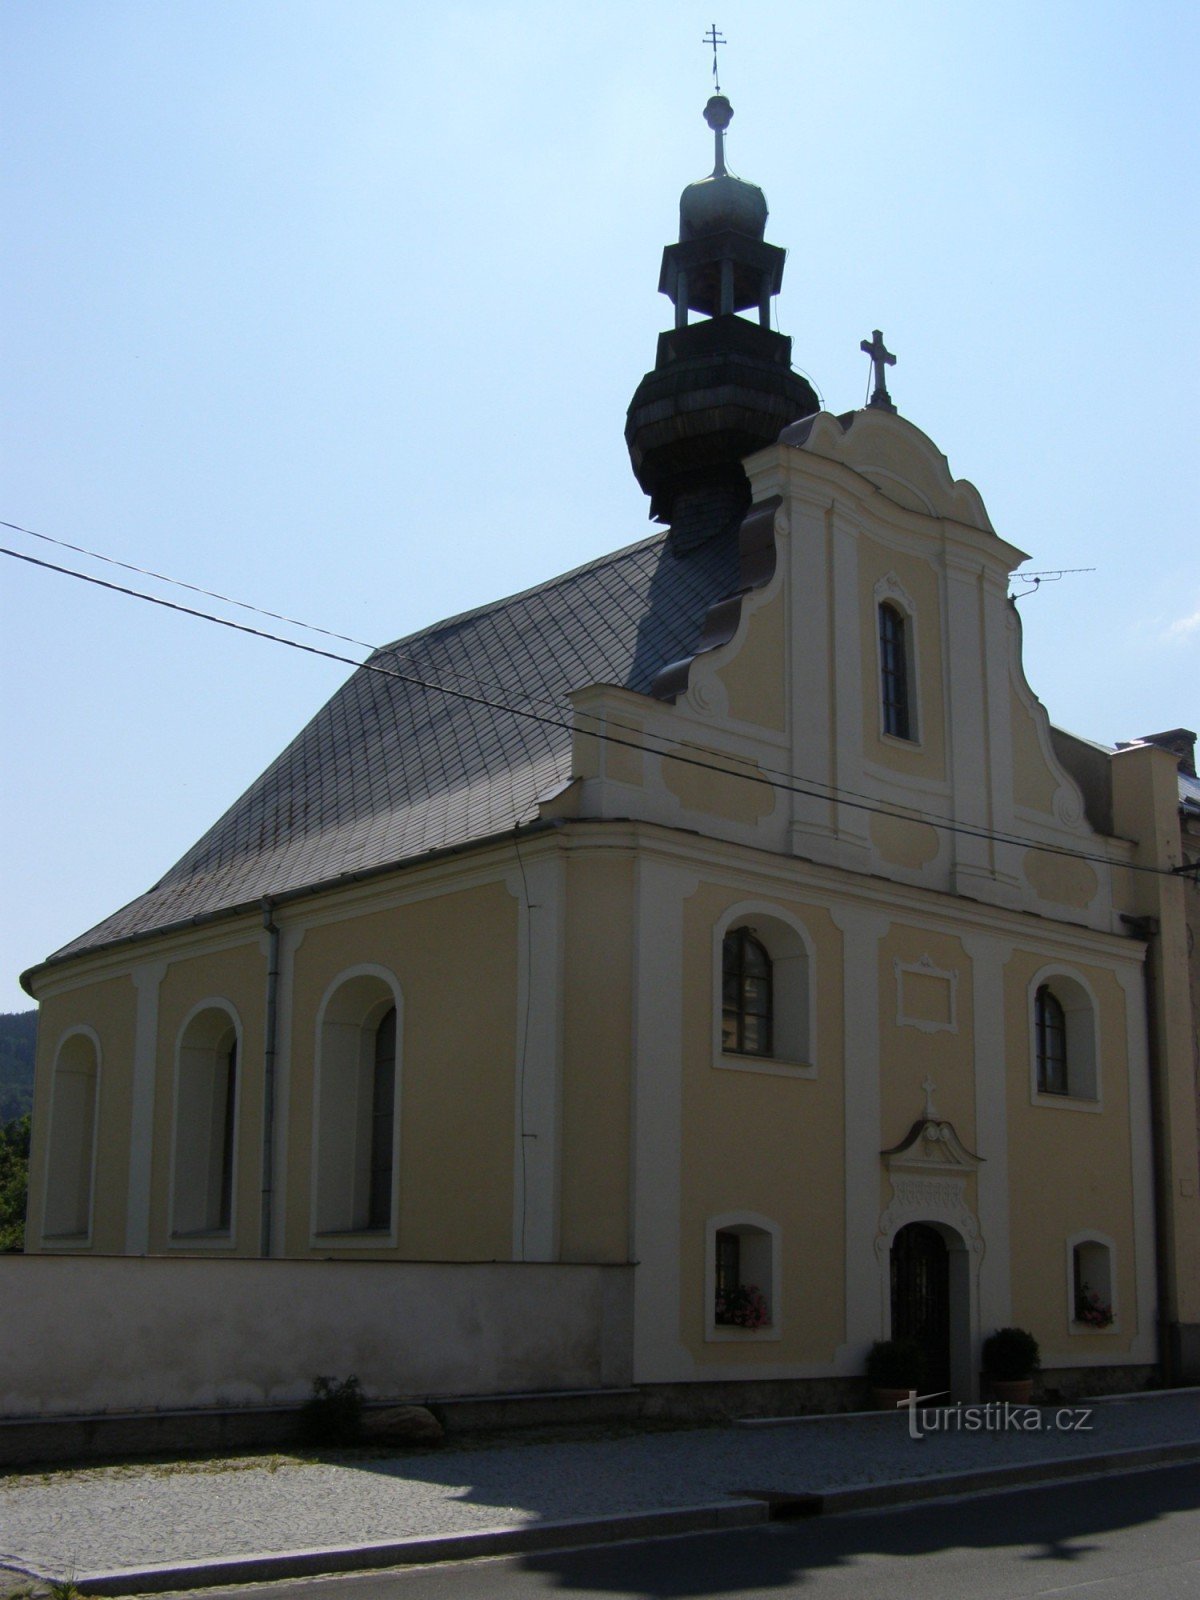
[865,1337,928,1410]
[982,1326,1040,1403]
[715,1282,770,1330]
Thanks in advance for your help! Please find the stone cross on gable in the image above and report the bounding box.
[861,328,897,413]
[922,1076,938,1120]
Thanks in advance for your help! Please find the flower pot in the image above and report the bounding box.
[989,1378,1034,1404]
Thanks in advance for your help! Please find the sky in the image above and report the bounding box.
[2,0,1197,1013]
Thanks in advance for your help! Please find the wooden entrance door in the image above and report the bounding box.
[890,1222,951,1397]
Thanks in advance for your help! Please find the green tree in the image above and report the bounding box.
[0,1114,30,1252]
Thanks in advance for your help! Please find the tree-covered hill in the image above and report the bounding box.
[0,1009,36,1121]
[0,1011,34,1250]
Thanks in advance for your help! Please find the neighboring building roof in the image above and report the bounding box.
[46,528,740,964]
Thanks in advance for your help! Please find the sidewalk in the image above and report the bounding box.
[3,1391,1200,1594]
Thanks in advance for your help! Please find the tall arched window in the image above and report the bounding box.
[879,601,912,740]
[171,1006,239,1238]
[43,1029,100,1241]
[1035,985,1067,1095]
[722,927,773,1057]
[314,970,401,1237]
[1031,972,1098,1103]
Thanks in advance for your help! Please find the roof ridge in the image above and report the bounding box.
[371,528,669,660]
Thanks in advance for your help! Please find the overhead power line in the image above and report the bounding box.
[0,515,577,718]
[1,541,1183,883]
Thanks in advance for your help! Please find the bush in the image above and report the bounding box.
[865,1337,928,1389]
[982,1326,1040,1380]
[300,1375,364,1446]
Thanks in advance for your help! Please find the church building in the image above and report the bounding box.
[19,92,1200,1414]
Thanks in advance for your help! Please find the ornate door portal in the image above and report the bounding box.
[890,1222,950,1398]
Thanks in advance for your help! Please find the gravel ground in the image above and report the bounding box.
[3,1393,1200,1582]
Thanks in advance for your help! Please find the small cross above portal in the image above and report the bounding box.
[860,328,897,414]
[922,1076,939,1120]
[704,23,726,91]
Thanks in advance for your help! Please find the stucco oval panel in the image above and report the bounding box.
[662,744,775,824]
[1022,849,1099,909]
[870,813,940,869]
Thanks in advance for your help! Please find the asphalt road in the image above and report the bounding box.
[196,1462,1200,1600]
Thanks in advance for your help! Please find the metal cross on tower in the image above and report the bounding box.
[860,328,897,413]
[703,23,726,91]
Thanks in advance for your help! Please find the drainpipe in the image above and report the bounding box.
[1122,913,1170,1382]
[260,897,280,1259]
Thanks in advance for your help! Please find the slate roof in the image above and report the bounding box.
[48,528,740,964]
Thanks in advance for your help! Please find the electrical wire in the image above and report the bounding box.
[1,541,1183,882]
[0,515,577,718]
[0,515,1075,848]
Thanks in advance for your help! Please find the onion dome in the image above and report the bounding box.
[678,96,768,242]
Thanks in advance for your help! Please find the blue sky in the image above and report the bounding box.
[2,1,1197,1011]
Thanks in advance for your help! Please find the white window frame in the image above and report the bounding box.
[713,903,817,1078]
[873,574,922,748]
[310,963,404,1247]
[1028,965,1102,1110]
[1067,1231,1119,1335]
[40,1025,102,1248]
[705,1211,782,1342]
[168,998,243,1247]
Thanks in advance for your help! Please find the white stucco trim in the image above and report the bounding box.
[39,1024,102,1249]
[309,964,403,1249]
[893,952,959,1034]
[167,997,244,1249]
[507,849,565,1262]
[126,960,166,1254]
[961,932,1013,1337]
[1117,964,1157,1365]
[830,905,887,1371]
[828,505,872,869]
[267,922,304,1257]
[630,858,696,1382]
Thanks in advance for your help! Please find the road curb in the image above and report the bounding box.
[74,1501,768,1596]
[810,1438,1200,1514]
[63,1439,1200,1595]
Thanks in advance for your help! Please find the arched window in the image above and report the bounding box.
[1070,1236,1115,1330]
[1031,972,1098,1103]
[722,927,773,1057]
[43,1029,100,1241]
[706,1213,781,1339]
[171,1006,239,1238]
[1035,985,1067,1095]
[314,970,401,1237]
[717,910,814,1072]
[879,601,913,740]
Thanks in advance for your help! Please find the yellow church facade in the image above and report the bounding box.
[18,90,1199,1414]
[23,404,1197,1404]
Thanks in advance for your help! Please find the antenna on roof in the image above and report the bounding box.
[1010,567,1096,600]
[703,22,726,92]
